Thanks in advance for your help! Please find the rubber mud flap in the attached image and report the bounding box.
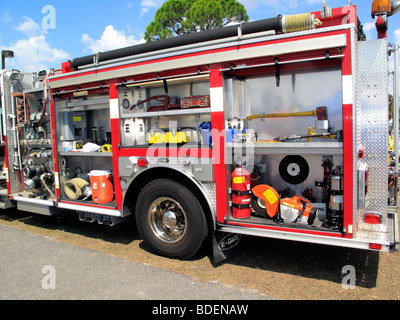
[211,231,245,265]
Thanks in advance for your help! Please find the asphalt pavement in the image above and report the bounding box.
[0,224,270,300]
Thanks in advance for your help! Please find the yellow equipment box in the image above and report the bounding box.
[148,132,189,144]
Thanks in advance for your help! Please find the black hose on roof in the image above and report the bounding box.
[69,15,283,70]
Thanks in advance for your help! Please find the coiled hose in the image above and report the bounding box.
[282,13,321,33]
[40,173,55,199]
[64,178,91,200]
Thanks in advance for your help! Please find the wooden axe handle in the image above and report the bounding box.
[247,110,317,121]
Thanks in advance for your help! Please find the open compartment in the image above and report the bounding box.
[54,92,115,206]
[224,62,345,233]
[118,75,212,148]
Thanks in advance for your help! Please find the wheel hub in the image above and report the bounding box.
[162,210,177,228]
[148,197,187,243]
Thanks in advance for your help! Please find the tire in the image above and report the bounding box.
[135,179,208,259]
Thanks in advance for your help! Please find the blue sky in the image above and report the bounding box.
[0,0,399,72]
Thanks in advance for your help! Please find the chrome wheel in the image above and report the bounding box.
[136,179,208,259]
[148,197,187,244]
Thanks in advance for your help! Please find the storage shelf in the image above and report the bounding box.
[59,198,117,209]
[56,97,109,112]
[227,141,343,155]
[59,152,113,157]
[121,107,211,119]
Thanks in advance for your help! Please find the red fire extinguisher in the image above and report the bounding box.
[231,167,251,219]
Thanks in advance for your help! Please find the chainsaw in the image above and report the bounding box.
[251,184,317,225]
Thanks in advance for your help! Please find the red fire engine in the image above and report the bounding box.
[0,1,399,262]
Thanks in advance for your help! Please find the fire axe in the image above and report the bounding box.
[246,106,327,121]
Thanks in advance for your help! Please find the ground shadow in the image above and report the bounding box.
[0,208,379,289]
[0,208,141,245]
[222,235,379,289]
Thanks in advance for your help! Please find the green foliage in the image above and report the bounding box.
[389,94,394,121]
[144,0,249,42]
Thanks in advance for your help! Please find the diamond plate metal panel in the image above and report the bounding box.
[146,157,217,212]
[1,71,33,194]
[351,28,360,237]
[120,157,217,219]
[356,39,390,239]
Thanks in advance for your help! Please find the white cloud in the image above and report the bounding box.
[239,0,278,11]
[363,22,376,40]
[140,0,164,16]
[6,35,69,72]
[14,16,46,37]
[4,16,68,71]
[82,25,145,53]
[395,28,400,44]
[2,11,12,24]
[239,0,305,14]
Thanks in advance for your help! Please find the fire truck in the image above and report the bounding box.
[0,1,399,262]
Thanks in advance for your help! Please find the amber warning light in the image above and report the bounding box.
[372,0,392,16]
[372,0,400,17]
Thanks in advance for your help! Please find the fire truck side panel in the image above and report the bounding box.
[120,165,217,224]
[342,28,355,239]
[0,3,397,257]
[209,64,228,224]
[115,70,217,225]
[356,39,391,244]
[109,80,123,210]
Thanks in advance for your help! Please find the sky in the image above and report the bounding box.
[0,0,399,75]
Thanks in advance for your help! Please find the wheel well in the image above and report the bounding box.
[123,167,215,230]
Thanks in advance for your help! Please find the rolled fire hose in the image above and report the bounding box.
[40,173,55,199]
[64,178,91,200]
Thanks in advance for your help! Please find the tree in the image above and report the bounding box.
[144,0,249,42]
[389,94,394,121]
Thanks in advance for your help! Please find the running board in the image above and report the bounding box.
[12,196,59,216]
[57,202,122,216]
[0,192,14,210]
[0,201,5,209]
[217,223,394,252]
[8,196,127,224]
